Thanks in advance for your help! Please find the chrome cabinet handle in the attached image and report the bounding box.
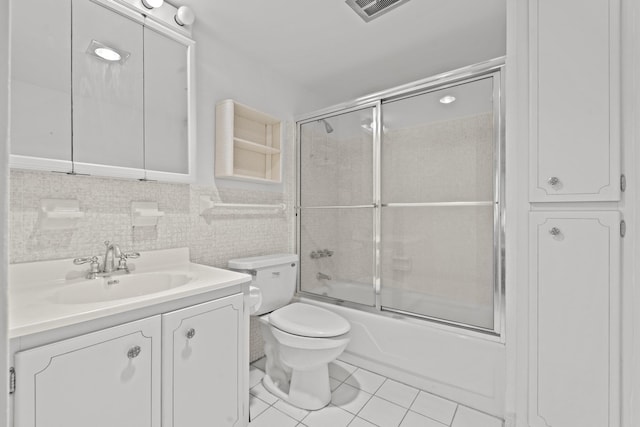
[127,346,142,359]
[548,176,560,186]
[186,328,196,339]
[549,227,561,236]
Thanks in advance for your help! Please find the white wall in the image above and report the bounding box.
[1,0,10,423]
[191,23,322,191]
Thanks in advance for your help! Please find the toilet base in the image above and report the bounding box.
[262,364,332,411]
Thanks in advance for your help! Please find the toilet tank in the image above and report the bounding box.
[228,254,298,315]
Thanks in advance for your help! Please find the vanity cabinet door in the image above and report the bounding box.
[9,0,72,172]
[162,293,244,427]
[529,212,621,427]
[529,0,620,202]
[13,316,161,427]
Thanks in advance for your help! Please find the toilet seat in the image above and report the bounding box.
[270,303,350,338]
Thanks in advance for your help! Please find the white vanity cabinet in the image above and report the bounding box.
[529,0,620,202]
[13,316,162,427]
[529,211,621,427]
[162,293,244,427]
[11,293,247,427]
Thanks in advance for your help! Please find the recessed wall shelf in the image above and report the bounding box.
[215,99,282,183]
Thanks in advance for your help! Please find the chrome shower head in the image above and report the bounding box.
[318,119,334,134]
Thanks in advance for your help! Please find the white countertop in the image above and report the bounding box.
[9,248,252,338]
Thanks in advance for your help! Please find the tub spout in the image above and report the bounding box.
[317,272,332,281]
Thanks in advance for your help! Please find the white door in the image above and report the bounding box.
[529,211,621,427]
[162,293,244,427]
[13,316,161,427]
[529,0,620,201]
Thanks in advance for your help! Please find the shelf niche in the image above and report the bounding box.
[215,99,282,183]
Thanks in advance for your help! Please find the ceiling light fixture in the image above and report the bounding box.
[174,6,196,26]
[141,0,164,9]
[95,47,121,62]
[439,95,456,104]
[87,40,130,64]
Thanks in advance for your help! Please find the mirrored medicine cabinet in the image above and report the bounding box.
[10,0,195,182]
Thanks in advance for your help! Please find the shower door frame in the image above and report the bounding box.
[296,57,505,339]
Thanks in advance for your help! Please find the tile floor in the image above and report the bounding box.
[248,358,503,427]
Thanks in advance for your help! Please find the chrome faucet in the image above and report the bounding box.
[73,241,140,279]
[317,272,332,281]
[102,241,122,274]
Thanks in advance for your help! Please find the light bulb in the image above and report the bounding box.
[175,6,196,26]
[94,47,121,62]
[141,0,164,9]
[439,95,456,104]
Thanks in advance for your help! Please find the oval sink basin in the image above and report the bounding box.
[50,272,193,304]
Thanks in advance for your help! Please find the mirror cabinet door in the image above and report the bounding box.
[10,0,72,171]
[144,28,189,176]
[72,0,145,177]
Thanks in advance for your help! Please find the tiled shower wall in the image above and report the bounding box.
[9,126,296,363]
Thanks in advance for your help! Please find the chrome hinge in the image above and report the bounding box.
[621,220,626,238]
[621,174,627,192]
[9,367,15,394]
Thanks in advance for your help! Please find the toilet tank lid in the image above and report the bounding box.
[228,253,299,270]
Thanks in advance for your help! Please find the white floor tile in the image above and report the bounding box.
[400,411,448,427]
[410,391,457,425]
[344,368,386,394]
[250,382,279,405]
[359,396,408,427]
[330,377,343,391]
[248,406,298,427]
[302,405,355,427]
[329,360,358,382]
[375,379,419,408]
[249,366,265,389]
[451,406,503,427]
[274,400,310,421]
[331,382,373,414]
[249,395,270,420]
[348,417,378,427]
[251,357,267,371]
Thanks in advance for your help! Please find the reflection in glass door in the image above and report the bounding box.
[298,106,377,306]
[297,66,503,334]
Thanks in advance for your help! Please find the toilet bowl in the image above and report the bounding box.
[227,254,351,411]
[258,303,350,410]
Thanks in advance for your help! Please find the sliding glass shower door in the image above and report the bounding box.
[298,106,377,306]
[297,65,503,334]
[380,76,499,331]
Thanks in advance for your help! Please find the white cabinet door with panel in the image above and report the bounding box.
[529,211,620,427]
[529,0,620,201]
[13,316,161,427]
[9,0,72,173]
[162,293,244,427]
[71,0,145,179]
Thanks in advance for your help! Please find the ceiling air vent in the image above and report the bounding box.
[345,0,412,22]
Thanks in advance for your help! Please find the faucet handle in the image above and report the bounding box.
[122,251,140,259]
[73,256,99,265]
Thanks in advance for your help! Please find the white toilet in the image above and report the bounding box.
[228,254,351,410]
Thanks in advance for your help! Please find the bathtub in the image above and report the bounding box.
[297,290,506,418]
